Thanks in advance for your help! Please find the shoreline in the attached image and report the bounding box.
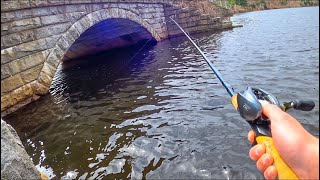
[230,5,319,14]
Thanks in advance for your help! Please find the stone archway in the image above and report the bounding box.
[35,8,162,95]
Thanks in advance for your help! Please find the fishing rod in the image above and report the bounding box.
[169,18,234,97]
[170,17,315,179]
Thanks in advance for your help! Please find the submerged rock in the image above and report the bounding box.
[1,119,42,180]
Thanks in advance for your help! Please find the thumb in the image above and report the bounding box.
[261,103,289,123]
[261,103,309,147]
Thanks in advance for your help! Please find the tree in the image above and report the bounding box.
[228,0,236,8]
[236,0,248,6]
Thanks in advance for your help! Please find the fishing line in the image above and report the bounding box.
[167,16,251,91]
[101,19,155,73]
[116,37,153,72]
[169,17,238,96]
[116,16,251,90]
[226,65,251,87]
[128,38,153,62]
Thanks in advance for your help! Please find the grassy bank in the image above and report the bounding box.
[174,0,318,18]
[213,0,319,13]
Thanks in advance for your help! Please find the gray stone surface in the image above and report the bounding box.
[1,0,232,115]
[1,119,41,180]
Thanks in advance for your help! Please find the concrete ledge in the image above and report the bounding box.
[1,94,40,118]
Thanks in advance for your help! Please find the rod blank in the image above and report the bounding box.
[170,17,235,97]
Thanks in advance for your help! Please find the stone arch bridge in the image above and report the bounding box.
[1,0,232,115]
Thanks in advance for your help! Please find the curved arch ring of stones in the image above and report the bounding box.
[37,8,162,90]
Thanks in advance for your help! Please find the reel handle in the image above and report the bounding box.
[282,100,315,111]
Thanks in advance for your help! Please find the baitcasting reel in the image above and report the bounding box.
[232,87,315,137]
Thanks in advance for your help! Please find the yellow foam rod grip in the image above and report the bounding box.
[256,136,299,180]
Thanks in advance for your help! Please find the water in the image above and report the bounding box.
[4,7,319,179]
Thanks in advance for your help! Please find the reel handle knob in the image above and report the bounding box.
[293,100,315,111]
[281,100,315,111]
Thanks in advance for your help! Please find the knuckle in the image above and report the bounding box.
[249,148,257,160]
[264,166,277,179]
[256,159,265,172]
[256,154,269,172]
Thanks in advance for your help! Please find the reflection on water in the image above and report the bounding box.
[4,7,319,179]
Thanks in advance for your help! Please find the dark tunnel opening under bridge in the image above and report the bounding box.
[62,18,158,64]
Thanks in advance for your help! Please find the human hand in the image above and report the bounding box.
[248,103,319,179]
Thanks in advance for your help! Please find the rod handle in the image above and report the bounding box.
[256,136,299,179]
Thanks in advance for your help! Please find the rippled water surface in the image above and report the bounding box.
[4,7,319,179]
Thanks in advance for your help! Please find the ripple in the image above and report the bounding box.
[3,7,319,180]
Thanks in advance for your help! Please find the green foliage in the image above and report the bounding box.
[300,0,314,6]
[257,0,267,9]
[227,0,236,8]
[248,4,256,8]
[280,0,288,5]
[227,0,248,7]
[236,0,248,6]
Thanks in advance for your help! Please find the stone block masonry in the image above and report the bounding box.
[164,4,227,37]
[1,0,233,116]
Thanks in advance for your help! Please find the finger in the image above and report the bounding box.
[248,130,255,143]
[258,100,269,105]
[261,103,293,123]
[264,165,278,180]
[261,103,306,134]
[256,154,274,172]
[249,144,265,161]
